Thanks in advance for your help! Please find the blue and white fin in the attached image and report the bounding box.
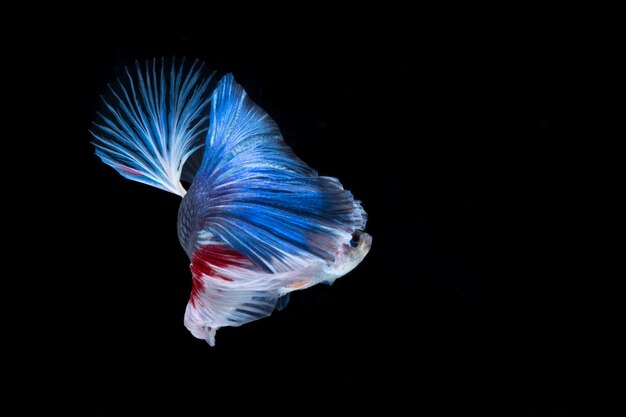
[193,74,367,272]
[183,243,320,345]
[185,286,280,346]
[91,58,216,196]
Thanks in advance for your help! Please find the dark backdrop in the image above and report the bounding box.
[24,15,621,416]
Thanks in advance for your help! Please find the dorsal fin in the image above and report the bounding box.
[191,74,367,272]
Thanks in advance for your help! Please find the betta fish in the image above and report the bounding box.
[91,58,371,345]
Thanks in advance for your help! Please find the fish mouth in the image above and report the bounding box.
[360,232,373,254]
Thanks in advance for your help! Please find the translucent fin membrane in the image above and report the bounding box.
[91,58,216,196]
[192,75,367,272]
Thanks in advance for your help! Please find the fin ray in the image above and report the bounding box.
[191,74,367,273]
[91,57,217,196]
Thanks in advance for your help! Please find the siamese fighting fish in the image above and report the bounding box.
[91,58,371,346]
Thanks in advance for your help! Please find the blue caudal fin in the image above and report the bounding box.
[90,58,217,196]
[193,74,367,272]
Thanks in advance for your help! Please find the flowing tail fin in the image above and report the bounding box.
[193,74,367,273]
[90,58,216,196]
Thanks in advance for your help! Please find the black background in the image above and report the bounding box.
[22,12,622,416]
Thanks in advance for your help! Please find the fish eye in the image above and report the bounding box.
[349,233,361,248]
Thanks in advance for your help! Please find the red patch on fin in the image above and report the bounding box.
[115,164,143,176]
[189,245,253,307]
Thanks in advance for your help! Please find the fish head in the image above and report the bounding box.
[324,230,372,279]
[345,230,372,264]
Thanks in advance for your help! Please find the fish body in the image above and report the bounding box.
[91,58,370,345]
